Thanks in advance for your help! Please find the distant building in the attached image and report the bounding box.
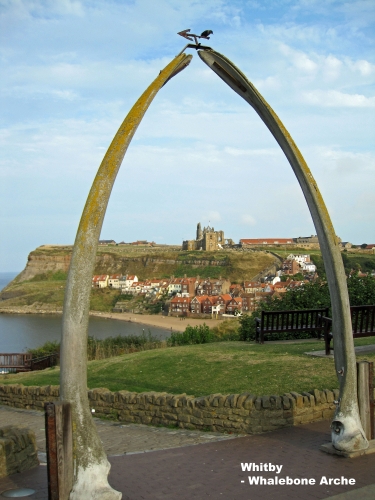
[182,223,229,251]
[240,238,293,246]
[282,259,300,275]
[170,296,191,316]
[339,242,352,250]
[99,240,116,245]
[196,278,231,296]
[108,274,122,289]
[92,275,109,288]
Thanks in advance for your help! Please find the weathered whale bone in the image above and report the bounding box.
[198,48,367,453]
[60,53,192,500]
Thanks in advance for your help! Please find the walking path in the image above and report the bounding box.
[305,344,375,358]
[1,406,375,499]
[0,405,236,459]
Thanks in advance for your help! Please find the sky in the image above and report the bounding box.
[1,0,374,272]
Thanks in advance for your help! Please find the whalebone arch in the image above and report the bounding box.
[59,46,366,500]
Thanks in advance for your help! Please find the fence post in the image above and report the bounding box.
[357,361,374,440]
[45,401,73,500]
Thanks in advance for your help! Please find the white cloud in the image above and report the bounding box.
[303,90,375,107]
[242,214,257,226]
[203,211,222,223]
[224,147,279,157]
[319,148,375,174]
[345,58,375,76]
[279,43,318,73]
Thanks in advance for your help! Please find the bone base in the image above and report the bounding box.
[321,440,375,458]
[70,461,121,500]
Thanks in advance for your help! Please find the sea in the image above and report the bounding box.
[0,272,171,352]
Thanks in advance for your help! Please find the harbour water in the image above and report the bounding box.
[0,272,171,352]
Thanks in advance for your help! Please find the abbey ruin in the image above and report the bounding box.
[182,223,234,251]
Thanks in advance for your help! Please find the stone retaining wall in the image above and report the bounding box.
[0,384,340,434]
[0,425,39,478]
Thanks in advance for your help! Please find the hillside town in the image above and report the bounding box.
[92,253,319,317]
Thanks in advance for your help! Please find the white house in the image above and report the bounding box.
[301,262,316,272]
[287,254,311,265]
[108,274,122,289]
[168,278,183,295]
[121,275,138,293]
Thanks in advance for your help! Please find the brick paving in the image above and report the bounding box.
[0,405,236,457]
[1,407,375,499]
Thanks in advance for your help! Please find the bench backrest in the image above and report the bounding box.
[260,308,329,333]
[351,305,375,334]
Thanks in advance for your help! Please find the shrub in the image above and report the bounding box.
[27,333,165,362]
[27,341,60,359]
[167,324,214,346]
[211,319,240,341]
[86,332,164,360]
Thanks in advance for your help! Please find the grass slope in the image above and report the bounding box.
[3,338,375,397]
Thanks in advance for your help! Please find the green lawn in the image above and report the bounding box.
[3,338,375,397]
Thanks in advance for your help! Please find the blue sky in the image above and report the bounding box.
[1,0,374,271]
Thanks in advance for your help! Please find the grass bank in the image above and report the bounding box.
[3,337,375,396]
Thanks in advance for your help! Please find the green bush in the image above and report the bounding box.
[167,322,240,346]
[210,319,240,341]
[27,341,60,359]
[167,324,214,346]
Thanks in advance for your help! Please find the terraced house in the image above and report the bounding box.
[170,296,191,315]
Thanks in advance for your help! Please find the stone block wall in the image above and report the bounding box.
[0,384,340,434]
[0,425,39,478]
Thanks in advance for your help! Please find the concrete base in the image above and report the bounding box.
[321,439,375,458]
[306,344,375,358]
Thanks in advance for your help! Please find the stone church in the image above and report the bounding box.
[182,223,227,251]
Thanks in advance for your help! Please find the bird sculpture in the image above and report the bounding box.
[200,30,213,39]
[177,29,214,45]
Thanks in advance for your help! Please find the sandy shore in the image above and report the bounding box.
[89,311,228,333]
[0,306,231,333]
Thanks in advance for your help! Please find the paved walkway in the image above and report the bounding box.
[305,344,375,358]
[1,406,375,499]
[0,405,236,458]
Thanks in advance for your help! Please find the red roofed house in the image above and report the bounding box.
[201,296,218,314]
[273,282,288,293]
[170,296,191,316]
[215,294,233,314]
[92,275,109,288]
[190,295,207,315]
[226,297,243,315]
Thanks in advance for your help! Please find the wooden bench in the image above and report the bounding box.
[322,305,375,355]
[255,308,329,344]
